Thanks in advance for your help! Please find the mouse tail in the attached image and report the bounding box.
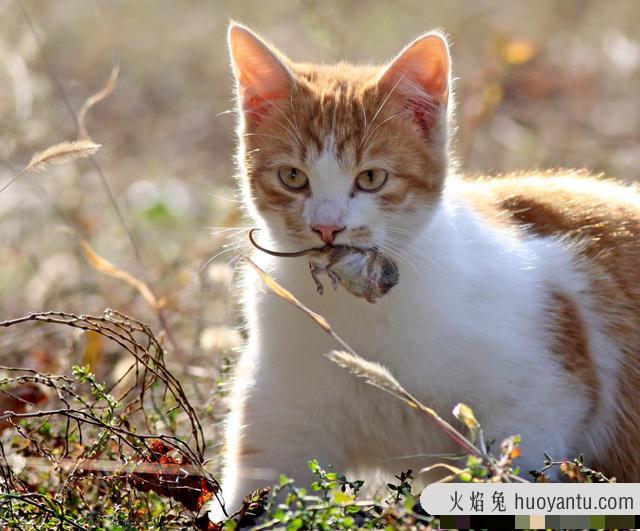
[248,228,320,257]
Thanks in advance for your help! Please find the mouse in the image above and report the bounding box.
[248,229,399,303]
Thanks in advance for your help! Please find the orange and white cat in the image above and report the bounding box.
[216,23,640,514]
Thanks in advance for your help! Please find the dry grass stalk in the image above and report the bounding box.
[79,239,162,310]
[0,140,100,195]
[78,63,119,140]
[244,256,331,332]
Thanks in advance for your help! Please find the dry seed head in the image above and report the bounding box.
[26,140,100,173]
[326,350,406,396]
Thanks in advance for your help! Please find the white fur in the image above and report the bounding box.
[212,168,622,517]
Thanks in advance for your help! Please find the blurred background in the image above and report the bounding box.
[0,0,639,466]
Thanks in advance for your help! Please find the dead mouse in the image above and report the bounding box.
[248,229,398,303]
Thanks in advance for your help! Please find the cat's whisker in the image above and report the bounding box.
[384,226,420,238]
[200,247,239,273]
[209,230,252,246]
[360,100,368,135]
[200,232,253,273]
[390,238,445,276]
[225,231,251,241]
[375,241,422,277]
[225,254,247,293]
[258,120,297,146]
[207,226,250,234]
[207,193,245,204]
[220,238,247,250]
[221,232,253,246]
[376,225,437,271]
[346,229,420,278]
[359,72,406,149]
[269,118,299,146]
[216,108,239,117]
[363,111,407,142]
[242,131,294,145]
[265,100,305,147]
[289,91,305,149]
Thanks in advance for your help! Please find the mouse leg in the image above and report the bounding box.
[327,270,340,290]
[309,264,325,295]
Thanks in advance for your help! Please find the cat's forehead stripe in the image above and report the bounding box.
[293,82,369,166]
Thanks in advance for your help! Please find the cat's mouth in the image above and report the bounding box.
[249,228,374,257]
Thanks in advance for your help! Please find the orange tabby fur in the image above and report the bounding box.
[463,172,640,480]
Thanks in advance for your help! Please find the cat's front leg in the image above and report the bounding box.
[211,393,348,522]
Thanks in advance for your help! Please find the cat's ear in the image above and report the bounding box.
[378,32,450,131]
[228,23,294,122]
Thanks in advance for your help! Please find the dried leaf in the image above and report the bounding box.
[83,330,103,371]
[26,140,100,173]
[80,239,162,309]
[421,463,470,483]
[420,463,465,476]
[131,440,218,512]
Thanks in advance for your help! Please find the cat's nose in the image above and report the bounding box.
[312,224,345,244]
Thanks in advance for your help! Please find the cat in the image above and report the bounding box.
[214,22,640,516]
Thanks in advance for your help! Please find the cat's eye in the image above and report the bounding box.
[356,168,388,192]
[277,166,309,191]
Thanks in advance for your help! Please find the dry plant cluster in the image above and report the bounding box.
[0,310,219,528]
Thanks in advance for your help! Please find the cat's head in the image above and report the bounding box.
[228,23,451,253]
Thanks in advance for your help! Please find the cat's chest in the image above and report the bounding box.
[254,261,469,392]
[251,247,552,408]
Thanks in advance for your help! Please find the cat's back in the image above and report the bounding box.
[461,171,640,242]
[461,170,640,481]
[461,171,640,298]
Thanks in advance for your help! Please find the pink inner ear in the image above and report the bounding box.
[229,25,293,125]
[407,96,441,133]
[378,33,450,133]
[243,90,287,122]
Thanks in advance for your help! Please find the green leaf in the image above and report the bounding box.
[341,515,355,527]
[333,491,355,504]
